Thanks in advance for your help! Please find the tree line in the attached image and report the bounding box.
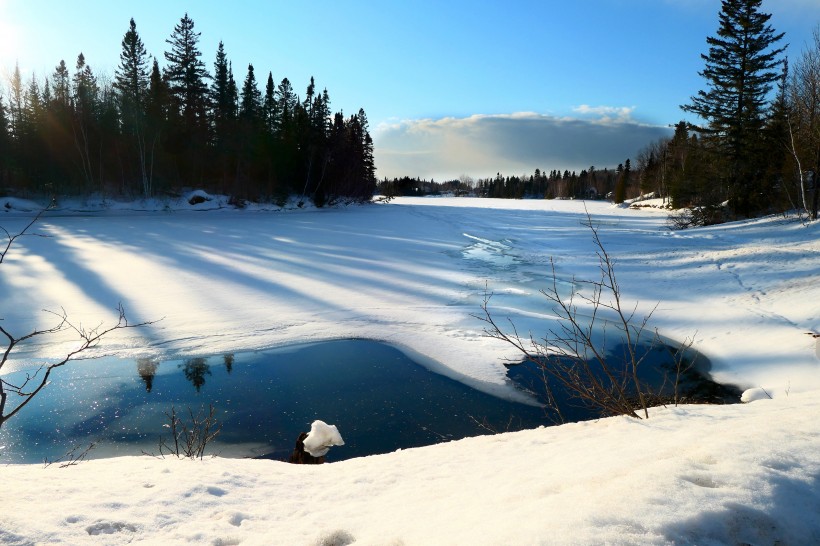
[383,1,819,223]
[0,13,376,206]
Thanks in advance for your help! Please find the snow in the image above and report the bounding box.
[303,420,345,458]
[1,196,819,544]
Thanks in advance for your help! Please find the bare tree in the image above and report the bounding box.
[477,214,693,420]
[790,25,820,220]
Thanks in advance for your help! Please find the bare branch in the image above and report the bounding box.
[477,209,698,422]
[0,200,54,264]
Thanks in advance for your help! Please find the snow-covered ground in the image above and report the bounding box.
[1,195,818,544]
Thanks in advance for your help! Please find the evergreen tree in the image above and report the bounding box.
[8,63,23,140]
[52,60,71,107]
[358,108,376,190]
[263,72,276,136]
[72,52,100,192]
[227,62,238,121]
[114,18,149,114]
[235,63,264,198]
[114,18,151,196]
[681,0,786,215]
[210,41,234,148]
[276,77,296,137]
[144,57,170,195]
[164,13,210,139]
[239,64,261,123]
[0,94,7,148]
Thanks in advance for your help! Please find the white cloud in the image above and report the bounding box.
[373,112,671,181]
[572,104,636,123]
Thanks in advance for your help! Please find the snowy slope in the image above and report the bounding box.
[1,196,819,544]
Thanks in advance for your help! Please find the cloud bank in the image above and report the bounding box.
[373,111,672,181]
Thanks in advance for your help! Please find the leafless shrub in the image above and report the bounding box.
[477,214,694,420]
[667,204,727,229]
[150,404,222,460]
[43,441,98,468]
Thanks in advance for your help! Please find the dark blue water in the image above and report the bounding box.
[0,339,549,463]
[505,341,742,424]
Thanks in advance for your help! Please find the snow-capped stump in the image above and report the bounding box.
[186,190,212,205]
[289,420,344,464]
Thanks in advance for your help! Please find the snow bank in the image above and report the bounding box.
[2,391,818,545]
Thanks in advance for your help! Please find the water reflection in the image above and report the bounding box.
[137,358,159,392]
[0,340,550,464]
[181,357,211,392]
[0,339,739,465]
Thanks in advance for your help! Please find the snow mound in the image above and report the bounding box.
[303,420,345,457]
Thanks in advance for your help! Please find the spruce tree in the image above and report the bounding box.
[72,53,100,192]
[276,77,296,137]
[144,58,170,195]
[239,64,261,123]
[210,41,233,148]
[0,94,7,146]
[114,18,151,196]
[9,63,23,139]
[114,18,149,115]
[52,60,71,107]
[164,13,210,137]
[681,0,785,215]
[263,72,276,136]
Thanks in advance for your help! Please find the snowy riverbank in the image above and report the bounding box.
[1,196,818,544]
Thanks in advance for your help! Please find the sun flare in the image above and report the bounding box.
[0,20,21,69]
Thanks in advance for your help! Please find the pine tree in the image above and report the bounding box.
[681,0,786,215]
[164,13,210,137]
[72,53,100,192]
[239,64,261,123]
[210,41,234,148]
[52,60,71,107]
[8,63,23,140]
[114,19,149,114]
[276,77,296,137]
[144,58,170,195]
[358,108,376,191]
[114,18,151,196]
[263,72,276,136]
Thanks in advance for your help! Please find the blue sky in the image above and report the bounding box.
[1,0,819,180]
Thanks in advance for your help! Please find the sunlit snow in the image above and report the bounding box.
[0,195,818,544]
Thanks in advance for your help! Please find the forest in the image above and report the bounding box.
[380,2,820,224]
[0,14,377,206]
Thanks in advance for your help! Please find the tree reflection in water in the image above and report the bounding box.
[181,358,211,392]
[137,358,159,392]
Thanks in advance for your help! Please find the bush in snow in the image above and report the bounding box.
[478,213,695,420]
